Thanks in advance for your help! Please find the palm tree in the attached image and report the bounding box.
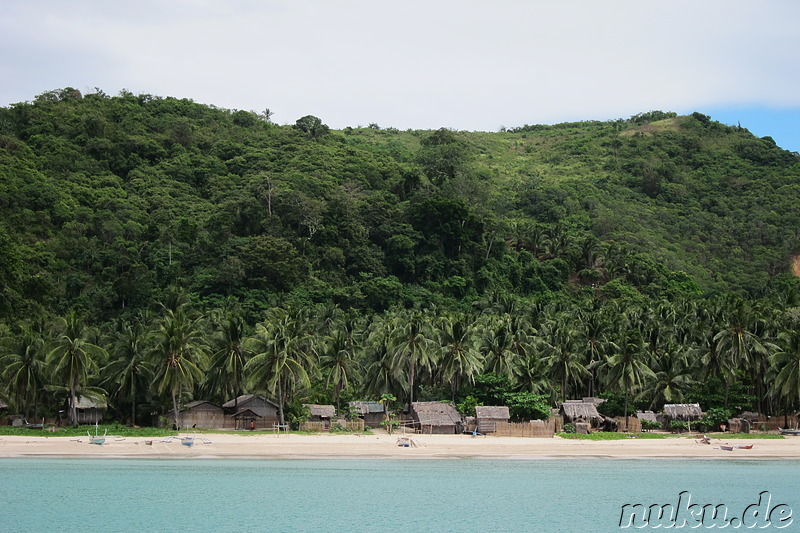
[244,308,316,425]
[46,311,108,427]
[771,330,800,423]
[435,313,482,401]
[205,312,250,410]
[320,316,362,409]
[102,320,153,425]
[388,311,437,405]
[150,309,208,429]
[0,325,47,419]
[540,321,587,402]
[604,329,654,428]
[480,317,522,384]
[647,347,695,410]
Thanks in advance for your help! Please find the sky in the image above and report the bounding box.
[1,0,799,152]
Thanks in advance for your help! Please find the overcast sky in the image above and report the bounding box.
[2,0,799,151]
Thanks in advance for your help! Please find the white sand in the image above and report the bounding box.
[1,432,797,459]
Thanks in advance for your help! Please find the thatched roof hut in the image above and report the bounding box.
[70,396,107,424]
[304,404,336,421]
[662,403,702,421]
[559,400,602,424]
[411,401,462,434]
[349,401,385,428]
[636,411,658,423]
[475,406,510,434]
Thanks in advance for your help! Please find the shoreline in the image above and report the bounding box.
[2,433,799,460]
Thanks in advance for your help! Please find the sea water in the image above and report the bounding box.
[1,458,799,532]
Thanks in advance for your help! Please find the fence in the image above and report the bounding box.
[493,419,557,438]
[615,416,641,433]
[299,419,365,433]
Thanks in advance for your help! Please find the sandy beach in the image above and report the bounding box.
[1,432,798,459]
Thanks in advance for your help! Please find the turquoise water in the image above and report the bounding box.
[1,458,799,532]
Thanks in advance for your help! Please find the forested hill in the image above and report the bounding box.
[1,88,799,322]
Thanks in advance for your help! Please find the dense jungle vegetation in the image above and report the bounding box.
[1,88,800,427]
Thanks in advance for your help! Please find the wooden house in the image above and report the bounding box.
[223,394,280,430]
[349,401,386,428]
[70,396,107,424]
[178,401,225,429]
[411,401,462,434]
[475,406,510,434]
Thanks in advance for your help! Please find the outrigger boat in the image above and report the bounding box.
[779,428,800,436]
[88,422,106,445]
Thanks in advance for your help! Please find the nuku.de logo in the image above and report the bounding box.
[619,491,792,529]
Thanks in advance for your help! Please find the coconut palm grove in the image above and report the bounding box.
[1,88,800,428]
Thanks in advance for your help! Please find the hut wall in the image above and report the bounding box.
[477,418,505,434]
[178,410,225,429]
[76,408,104,425]
[363,413,385,428]
[416,423,457,435]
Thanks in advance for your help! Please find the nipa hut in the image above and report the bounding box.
[475,406,510,434]
[662,403,703,422]
[223,394,280,430]
[411,401,462,434]
[559,400,603,427]
[305,404,336,427]
[636,411,658,423]
[349,401,385,428]
[178,401,225,429]
[70,396,107,424]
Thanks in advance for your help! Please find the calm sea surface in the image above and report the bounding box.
[1,458,799,532]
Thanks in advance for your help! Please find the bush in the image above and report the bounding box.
[641,419,661,431]
[669,420,689,433]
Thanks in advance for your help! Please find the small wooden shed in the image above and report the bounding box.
[475,406,510,434]
[411,401,462,434]
[178,401,225,429]
[349,401,386,428]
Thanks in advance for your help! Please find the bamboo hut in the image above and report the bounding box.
[178,401,225,429]
[70,396,107,425]
[411,401,462,434]
[304,404,336,427]
[349,401,386,428]
[475,406,510,434]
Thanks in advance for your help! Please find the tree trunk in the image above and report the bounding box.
[172,390,179,430]
[70,385,78,427]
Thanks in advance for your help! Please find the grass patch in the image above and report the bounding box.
[690,432,785,440]
[0,424,176,438]
[556,432,673,440]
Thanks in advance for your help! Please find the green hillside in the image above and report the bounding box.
[1,89,799,427]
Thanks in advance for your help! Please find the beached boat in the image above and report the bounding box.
[719,445,735,451]
[88,423,106,445]
[736,444,753,450]
[779,428,800,436]
[180,436,194,446]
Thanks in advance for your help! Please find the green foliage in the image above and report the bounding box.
[3,89,800,430]
[640,419,662,431]
[669,420,689,433]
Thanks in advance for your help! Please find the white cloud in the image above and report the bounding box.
[2,0,799,130]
